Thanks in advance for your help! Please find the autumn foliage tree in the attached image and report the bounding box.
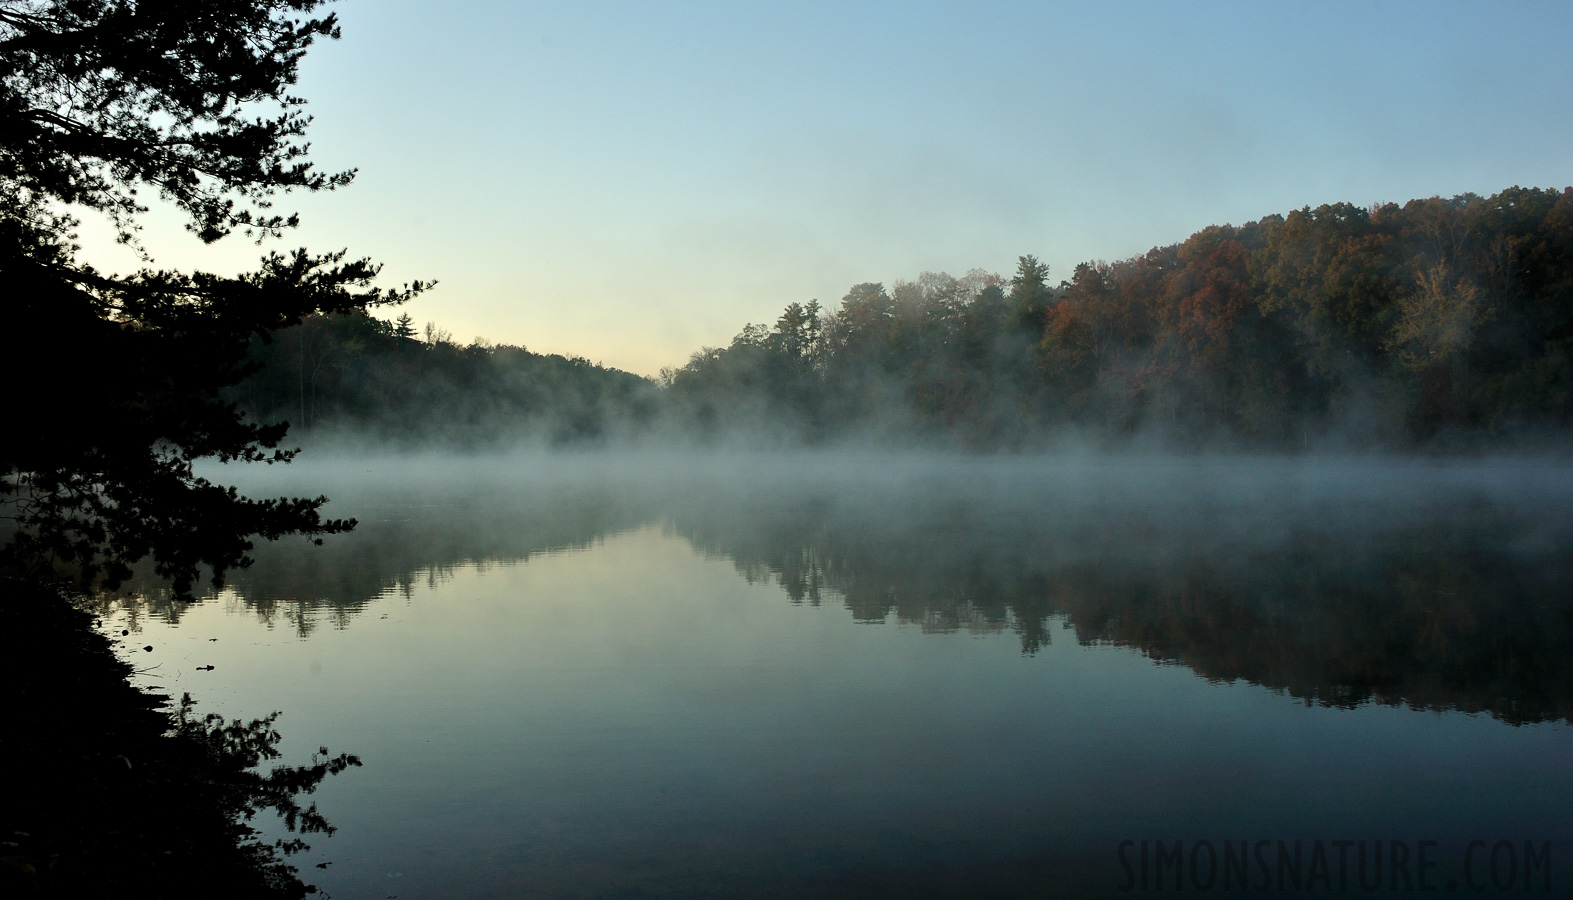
[664,187,1573,447]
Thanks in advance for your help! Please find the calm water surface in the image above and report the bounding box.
[106,455,1573,898]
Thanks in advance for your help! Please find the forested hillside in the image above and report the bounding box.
[667,186,1573,447]
[239,186,1573,449]
[234,312,661,445]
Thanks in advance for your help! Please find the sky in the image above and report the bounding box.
[75,0,1573,378]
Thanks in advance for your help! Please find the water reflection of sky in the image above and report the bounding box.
[106,456,1573,898]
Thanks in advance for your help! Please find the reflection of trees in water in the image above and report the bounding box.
[687,529,1022,639]
[1044,544,1573,725]
[673,493,1573,725]
[107,471,1573,723]
[111,485,662,636]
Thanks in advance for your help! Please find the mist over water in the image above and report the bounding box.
[13,2,1569,894]
[98,452,1573,897]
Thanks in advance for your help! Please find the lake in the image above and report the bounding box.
[103,453,1573,898]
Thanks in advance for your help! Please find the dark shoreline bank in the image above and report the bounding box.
[1,579,347,899]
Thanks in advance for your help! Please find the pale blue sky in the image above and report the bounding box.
[78,0,1573,376]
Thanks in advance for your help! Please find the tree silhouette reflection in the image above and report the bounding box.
[110,463,1573,724]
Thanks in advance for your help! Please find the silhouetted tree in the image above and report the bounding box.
[392,312,418,341]
[1,0,426,596]
[1008,253,1052,329]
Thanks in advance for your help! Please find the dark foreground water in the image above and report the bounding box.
[106,454,1573,898]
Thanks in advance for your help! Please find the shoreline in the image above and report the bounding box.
[1,578,343,899]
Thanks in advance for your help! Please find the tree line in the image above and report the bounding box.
[234,311,659,445]
[242,186,1573,449]
[663,186,1573,448]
